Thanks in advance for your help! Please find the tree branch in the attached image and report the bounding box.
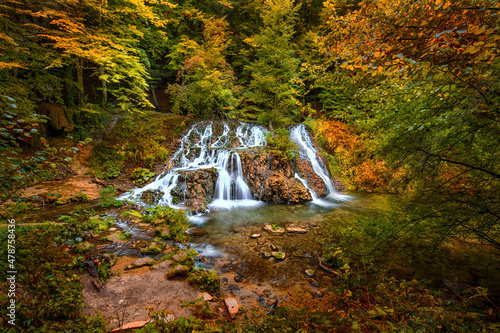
[416,148,500,180]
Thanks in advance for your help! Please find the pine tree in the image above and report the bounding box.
[243,0,300,127]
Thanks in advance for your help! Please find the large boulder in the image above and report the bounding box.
[35,103,74,134]
[171,168,218,212]
[240,151,312,204]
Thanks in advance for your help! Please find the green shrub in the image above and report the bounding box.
[130,167,155,185]
[98,186,124,208]
[265,128,298,160]
[187,269,221,294]
[143,206,190,243]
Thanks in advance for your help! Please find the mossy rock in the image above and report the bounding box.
[141,189,165,205]
[155,226,171,239]
[141,242,163,255]
[74,241,94,253]
[272,251,286,260]
[166,264,190,279]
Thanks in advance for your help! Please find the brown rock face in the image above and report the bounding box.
[171,168,218,212]
[239,151,312,204]
[295,159,327,197]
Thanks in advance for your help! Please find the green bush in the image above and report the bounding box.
[98,186,124,208]
[265,128,298,160]
[187,269,221,294]
[71,104,111,141]
[143,206,190,243]
[130,167,155,185]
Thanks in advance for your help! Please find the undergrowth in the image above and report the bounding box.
[0,210,108,332]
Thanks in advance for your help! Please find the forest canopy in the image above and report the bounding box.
[0,0,499,248]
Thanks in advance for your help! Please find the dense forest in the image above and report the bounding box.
[1,0,499,332]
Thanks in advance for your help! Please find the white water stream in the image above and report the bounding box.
[290,124,351,204]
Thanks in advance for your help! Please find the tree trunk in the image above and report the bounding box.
[76,56,84,105]
[101,65,107,107]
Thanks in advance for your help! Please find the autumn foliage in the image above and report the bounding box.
[315,119,401,192]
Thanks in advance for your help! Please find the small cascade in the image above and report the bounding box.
[294,173,337,207]
[290,124,350,202]
[209,152,260,209]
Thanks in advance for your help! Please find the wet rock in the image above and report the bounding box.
[286,225,307,234]
[103,253,118,266]
[309,279,319,288]
[165,264,190,278]
[232,225,246,233]
[262,252,272,258]
[172,169,218,211]
[271,252,286,260]
[296,159,326,197]
[105,233,126,243]
[228,284,240,292]
[127,257,155,269]
[140,189,165,205]
[74,241,94,253]
[224,297,240,318]
[262,224,285,235]
[189,228,208,236]
[305,269,315,277]
[201,292,213,301]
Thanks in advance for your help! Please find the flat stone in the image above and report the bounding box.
[106,233,125,243]
[285,226,307,234]
[108,227,118,232]
[110,320,150,332]
[131,257,154,268]
[305,269,315,277]
[262,225,285,235]
[172,252,188,262]
[189,228,208,236]
[150,259,173,270]
[251,234,261,238]
[201,292,213,301]
[165,264,190,278]
[271,251,286,260]
[262,252,272,258]
[224,297,239,318]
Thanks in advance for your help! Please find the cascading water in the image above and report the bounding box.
[124,121,268,210]
[290,124,350,205]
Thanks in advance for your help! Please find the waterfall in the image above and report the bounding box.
[290,124,350,203]
[124,121,267,210]
[122,121,348,211]
[209,151,259,210]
